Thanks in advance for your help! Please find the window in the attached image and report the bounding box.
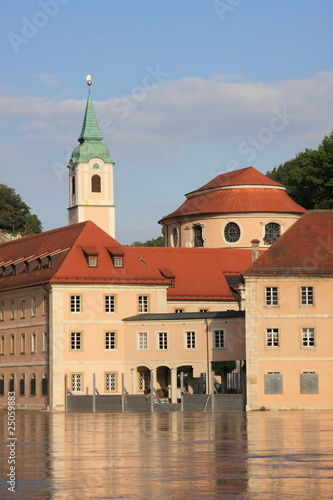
[224,222,241,243]
[30,374,37,395]
[0,302,4,321]
[266,328,279,348]
[199,309,208,313]
[21,299,26,318]
[138,332,148,350]
[264,372,283,394]
[158,332,168,350]
[138,296,149,313]
[0,335,4,355]
[301,286,314,305]
[20,374,25,396]
[71,332,82,350]
[186,331,196,349]
[213,330,225,349]
[43,332,48,352]
[302,328,315,347]
[0,375,4,395]
[43,297,48,315]
[42,374,48,395]
[264,223,280,245]
[105,331,117,350]
[71,373,83,392]
[31,297,37,317]
[10,335,15,354]
[70,295,81,313]
[139,371,150,391]
[265,287,278,306]
[300,371,318,394]
[10,301,15,320]
[91,174,101,193]
[193,224,204,247]
[175,309,184,313]
[9,374,15,393]
[172,228,178,247]
[88,256,98,267]
[72,176,75,195]
[31,332,37,353]
[20,333,26,354]
[105,372,117,392]
[114,257,123,268]
[105,295,116,313]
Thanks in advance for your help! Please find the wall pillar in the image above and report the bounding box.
[171,368,177,403]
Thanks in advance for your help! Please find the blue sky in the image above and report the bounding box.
[1,0,333,243]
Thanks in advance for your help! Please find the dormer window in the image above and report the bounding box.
[81,247,99,268]
[114,256,123,268]
[88,256,98,267]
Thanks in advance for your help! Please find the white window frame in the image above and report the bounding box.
[300,286,314,306]
[70,295,81,313]
[185,331,196,349]
[70,331,82,350]
[138,295,149,313]
[138,332,148,350]
[213,330,225,349]
[157,332,168,350]
[265,286,278,306]
[105,295,116,313]
[105,331,117,350]
[265,328,279,348]
[302,327,315,347]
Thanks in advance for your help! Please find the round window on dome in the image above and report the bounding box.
[224,222,241,243]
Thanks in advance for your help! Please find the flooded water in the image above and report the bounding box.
[1,410,333,499]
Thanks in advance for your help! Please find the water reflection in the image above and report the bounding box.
[1,411,333,499]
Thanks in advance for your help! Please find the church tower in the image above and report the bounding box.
[68,76,115,237]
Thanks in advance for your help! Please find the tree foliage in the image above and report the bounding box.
[266,131,333,209]
[130,236,164,247]
[0,185,42,235]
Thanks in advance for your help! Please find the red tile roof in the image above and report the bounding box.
[0,222,170,291]
[160,167,305,222]
[129,247,255,300]
[243,211,333,275]
[189,166,283,193]
[162,187,306,220]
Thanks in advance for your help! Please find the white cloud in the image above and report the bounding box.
[32,73,61,87]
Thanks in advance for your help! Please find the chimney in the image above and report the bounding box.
[251,239,260,262]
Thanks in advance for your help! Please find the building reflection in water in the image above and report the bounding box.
[0,411,333,499]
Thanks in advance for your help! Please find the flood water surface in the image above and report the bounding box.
[1,410,333,499]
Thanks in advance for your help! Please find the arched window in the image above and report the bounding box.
[172,228,178,247]
[224,222,241,243]
[193,224,204,247]
[264,222,280,244]
[72,176,75,195]
[91,174,101,193]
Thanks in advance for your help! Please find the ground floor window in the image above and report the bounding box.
[105,372,117,392]
[300,371,318,394]
[30,374,37,395]
[42,374,48,395]
[264,372,283,394]
[139,371,150,391]
[71,373,83,392]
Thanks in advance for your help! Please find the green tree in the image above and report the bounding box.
[0,185,42,235]
[266,131,333,209]
[130,236,164,247]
